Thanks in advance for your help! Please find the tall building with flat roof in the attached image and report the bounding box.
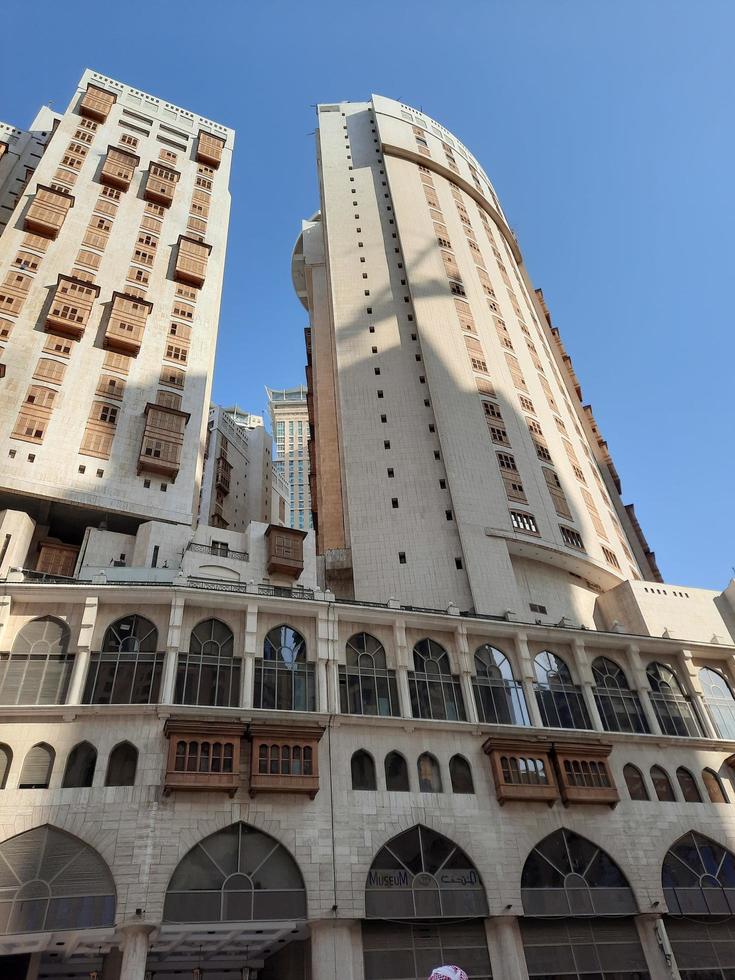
[294,95,658,616]
[266,384,312,530]
[0,69,234,575]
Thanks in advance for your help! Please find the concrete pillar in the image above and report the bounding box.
[101,948,122,980]
[24,953,41,980]
[572,639,604,732]
[514,633,544,728]
[394,618,413,718]
[455,623,478,723]
[484,916,529,980]
[460,670,479,723]
[161,596,185,704]
[310,919,364,980]
[242,602,258,708]
[118,926,151,980]
[634,914,681,980]
[0,595,12,649]
[581,682,605,732]
[317,659,329,712]
[66,596,99,704]
[627,644,663,735]
[397,666,413,718]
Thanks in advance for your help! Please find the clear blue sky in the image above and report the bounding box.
[2,0,732,591]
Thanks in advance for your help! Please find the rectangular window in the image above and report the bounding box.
[510,510,539,534]
[559,525,585,550]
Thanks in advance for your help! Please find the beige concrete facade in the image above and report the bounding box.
[267,386,312,531]
[296,96,659,618]
[0,70,234,572]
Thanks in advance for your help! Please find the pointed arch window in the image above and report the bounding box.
[663,831,735,915]
[339,632,399,716]
[365,824,487,918]
[417,752,442,793]
[175,618,239,707]
[0,826,116,933]
[591,657,649,734]
[84,615,162,704]
[385,751,410,792]
[623,763,649,801]
[699,666,735,739]
[351,750,377,790]
[702,768,729,804]
[105,742,138,787]
[646,662,703,737]
[0,744,11,789]
[18,743,55,789]
[449,755,474,794]
[521,828,637,916]
[62,741,97,788]
[0,616,73,705]
[254,625,315,711]
[676,766,702,802]
[409,639,465,721]
[650,765,676,802]
[163,821,306,922]
[533,652,591,730]
[472,644,529,726]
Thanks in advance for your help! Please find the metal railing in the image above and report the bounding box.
[186,542,249,561]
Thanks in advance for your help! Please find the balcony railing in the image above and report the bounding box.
[186,542,249,562]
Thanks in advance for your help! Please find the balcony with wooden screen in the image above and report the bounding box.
[553,741,619,808]
[79,84,116,122]
[45,275,99,340]
[249,724,324,799]
[104,292,153,355]
[483,737,559,806]
[138,401,190,478]
[144,162,180,208]
[265,524,307,578]
[174,236,211,288]
[215,455,232,494]
[0,143,7,160]
[36,540,79,577]
[196,130,225,168]
[164,720,245,796]
[100,146,139,191]
[24,185,74,239]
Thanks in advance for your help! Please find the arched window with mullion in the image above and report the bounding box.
[472,644,529,726]
[84,615,162,705]
[591,657,649,734]
[175,618,240,707]
[254,625,315,711]
[409,639,465,721]
[0,617,74,705]
[533,651,591,730]
[646,662,703,737]
[339,633,399,716]
[699,666,735,740]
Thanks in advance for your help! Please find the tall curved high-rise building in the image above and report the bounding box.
[294,95,659,621]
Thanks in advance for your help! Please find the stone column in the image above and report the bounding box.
[394,619,413,718]
[455,623,478,723]
[626,645,663,735]
[66,595,99,704]
[571,639,605,732]
[634,913,682,980]
[484,916,529,980]
[160,596,185,704]
[513,632,544,728]
[310,919,365,980]
[241,602,258,708]
[118,926,152,980]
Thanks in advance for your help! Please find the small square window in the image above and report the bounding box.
[411,333,417,340]
[408,314,414,321]
[160,483,167,492]
[362,273,368,279]
[28,454,36,463]
[384,440,391,449]
[367,307,372,314]
[445,510,453,520]
[143,479,151,488]
[387,467,394,478]
[380,414,387,423]
[398,552,406,564]
[8,450,16,459]
[371,346,378,353]
[419,376,426,384]
[429,424,435,432]
[369,325,375,333]
[374,367,381,375]
[391,498,399,508]
[360,257,366,263]
[377,389,383,398]
[78,465,86,474]
[415,354,421,361]
[424,399,430,407]
[439,479,447,489]
[434,450,440,460]
[358,242,364,248]
[455,557,463,570]
[364,289,370,296]
[96,469,103,477]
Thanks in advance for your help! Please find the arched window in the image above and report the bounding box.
[417,752,442,793]
[62,741,97,788]
[175,618,239,707]
[339,633,399,716]
[254,625,315,711]
[84,615,162,705]
[351,750,377,790]
[699,666,735,739]
[365,824,487,918]
[521,828,637,916]
[0,617,73,705]
[164,822,306,922]
[0,826,116,933]
[676,767,702,803]
[650,765,676,802]
[449,755,474,794]
[105,742,138,787]
[472,644,529,726]
[663,831,735,915]
[385,751,410,792]
[591,657,649,734]
[0,744,12,789]
[646,662,703,737]
[18,743,55,789]
[409,639,465,721]
[623,763,649,801]
[702,768,729,804]
[533,652,591,730]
